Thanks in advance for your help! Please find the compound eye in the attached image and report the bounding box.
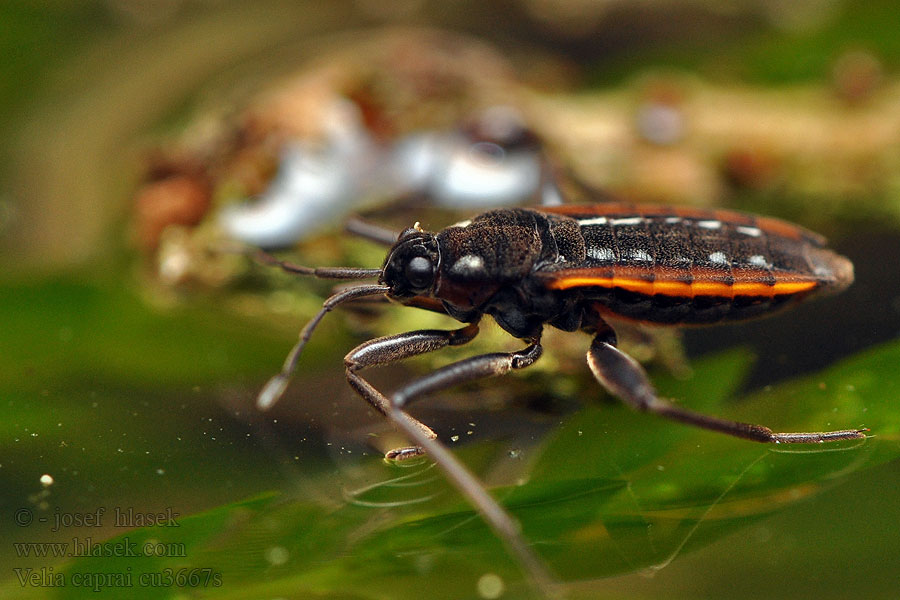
[404,256,434,290]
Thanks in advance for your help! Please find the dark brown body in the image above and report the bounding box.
[384,205,854,339]
[261,203,864,589]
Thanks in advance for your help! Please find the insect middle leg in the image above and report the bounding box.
[586,324,867,444]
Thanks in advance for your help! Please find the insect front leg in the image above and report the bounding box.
[344,323,481,459]
[347,333,558,596]
[586,326,867,444]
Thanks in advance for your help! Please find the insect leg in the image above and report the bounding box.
[388,360,563,599]
[586,327,867,444]
[390,341,543,411]
[344,323,482,458]
[346,328,545,467]
[347,332,561,598]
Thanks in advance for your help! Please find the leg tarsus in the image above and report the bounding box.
[587,335,866,444]
[769,428,869,444]
[384,446,426,461]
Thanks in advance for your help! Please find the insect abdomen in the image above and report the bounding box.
[541,204,853,324]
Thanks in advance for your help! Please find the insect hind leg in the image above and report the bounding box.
[586,328,866,444]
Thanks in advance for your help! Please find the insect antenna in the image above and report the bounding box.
[249,249,388,410]
[258,283,390,410]
[252,248,382,279]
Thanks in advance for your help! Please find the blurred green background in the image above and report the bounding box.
[2,2,900,599]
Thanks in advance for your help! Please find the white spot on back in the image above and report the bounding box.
[577,216,608,226]
[588,247,615,261]
[697,220,722,229]
[627,249,653,262]
[664,217,682,224]
[736,225,762,237]
[450,254,485,275]
[749,254,769,267]
[611,217,644,226]
[708,251,728,264]
[450,219,472,228]
[813,264,832,277]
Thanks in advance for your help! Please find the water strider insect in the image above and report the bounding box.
[254,203,867,594]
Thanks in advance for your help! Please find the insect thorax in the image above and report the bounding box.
[432,209,586,337]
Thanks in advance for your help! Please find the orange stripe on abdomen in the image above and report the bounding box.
[546,275,817,298]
